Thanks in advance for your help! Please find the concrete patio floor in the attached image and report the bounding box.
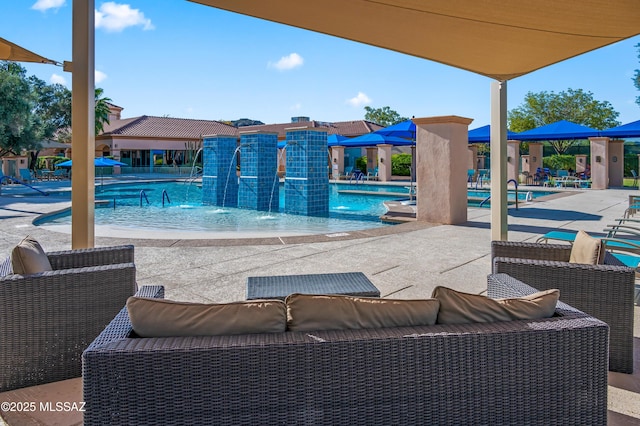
[0,177,638,424]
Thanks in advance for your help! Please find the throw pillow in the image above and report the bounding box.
[569,230,605,264]
[432,286,559,325]
[126,297,287,337]
[286,293,440,332]
[10,236,53,275]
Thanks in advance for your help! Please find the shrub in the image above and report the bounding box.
[542,154,575,172]
[355,156,367,172]
[392,153,412,176]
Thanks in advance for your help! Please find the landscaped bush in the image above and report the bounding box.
[355,156,367,172]
[542,154,575,172]
[624,154,638,177]
[392,153,412,176]
[37,156,70,170]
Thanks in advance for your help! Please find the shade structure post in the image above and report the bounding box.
[71,0,95,248]
[490,80,508,241]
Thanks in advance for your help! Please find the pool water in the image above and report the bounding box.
[39,182,403,236]
[37,182,556,237]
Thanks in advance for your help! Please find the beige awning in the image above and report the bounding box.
[188,0,640,81]
[0,37,58,65]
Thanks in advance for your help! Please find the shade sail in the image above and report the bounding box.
[188,0,640,81]
[600,120,640,139]
[339,133,414,147]
[515,120,600,141]
[0,37,58,65]
[375,120,416,139]
[57,158,127,167]
[468,125,519,143]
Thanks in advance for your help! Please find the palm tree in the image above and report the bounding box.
[94,87,112,135]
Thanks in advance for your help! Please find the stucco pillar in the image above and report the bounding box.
[377,144,392,182]
[590,137,609,189]
[575,154,587,174]
[608,139,624,187]
[331,146,344,179]
[477,155,486,170]
[71,0,95,248]
[365,147,377,175]
[528,142,543,175]
[507,140,520,183]
[414,115,473,224]
[468,144,478,175]
[468,144,478,171]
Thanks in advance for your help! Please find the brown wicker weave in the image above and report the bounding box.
[491,240,635,373]
[83,281,608,425]
[0,245,137,392]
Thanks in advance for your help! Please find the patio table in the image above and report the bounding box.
[246,272,380,300]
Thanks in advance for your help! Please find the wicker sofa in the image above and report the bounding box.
[491,240,635,373]
[82,275,608,426]
[0,245,137,392]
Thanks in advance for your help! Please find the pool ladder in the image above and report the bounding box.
[140,190,149,207]
[138,189,171,207]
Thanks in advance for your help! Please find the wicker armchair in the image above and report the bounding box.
[83,282,608,425]
[491,240,635,373]
[0,245,137,392]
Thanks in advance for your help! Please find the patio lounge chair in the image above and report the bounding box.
[366,167,378,181]
[491,240,635,373]
[18,168,34,183]
[0,244,137,391]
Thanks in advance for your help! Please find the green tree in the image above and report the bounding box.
[0,62,43,157]
[94,87,112,135]
[363,106,408,127]
[508,88,620,154]
[634,43,640,108]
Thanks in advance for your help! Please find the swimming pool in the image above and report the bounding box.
[36,182,557,238]
[37,182,403,238]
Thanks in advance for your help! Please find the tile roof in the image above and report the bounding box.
[100,116,238,139]
[99,115,383,141]
[241,120,383,138]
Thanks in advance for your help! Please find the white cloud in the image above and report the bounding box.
[347,92,372,107]
[268,53,304,71]
[32,0,65,11]
[290,103,302,111]
[95,70,107,83]
[95,2,154,32]
[50,73,67,85]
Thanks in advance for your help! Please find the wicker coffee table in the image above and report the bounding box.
[246,272,380,300]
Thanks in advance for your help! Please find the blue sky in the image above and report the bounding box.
[4,1,640,128]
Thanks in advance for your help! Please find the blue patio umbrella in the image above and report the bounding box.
[374,120,416,139]
[340,133,414,147]
[57,157,127,185]
[600,119,640,139]
[515,120,600,141]
[468,125,520,143]
[328,134,349,144]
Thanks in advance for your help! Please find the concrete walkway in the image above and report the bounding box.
[0,178,638,424]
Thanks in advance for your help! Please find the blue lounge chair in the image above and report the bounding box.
[536,229,640,269]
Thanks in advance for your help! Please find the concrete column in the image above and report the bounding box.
[414,115,473,224]
[365,147,376,175]
[575,154,588,174]
[468,144,478,175]
[507,140,520,183]
[590,137,609,189]
[331,146,344,179]
[410,145,416,182]
[477,155,486,170]
[377,144,392,182]
[608,139,624,188]
[528,142,543,175]
[71,0,95,248]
